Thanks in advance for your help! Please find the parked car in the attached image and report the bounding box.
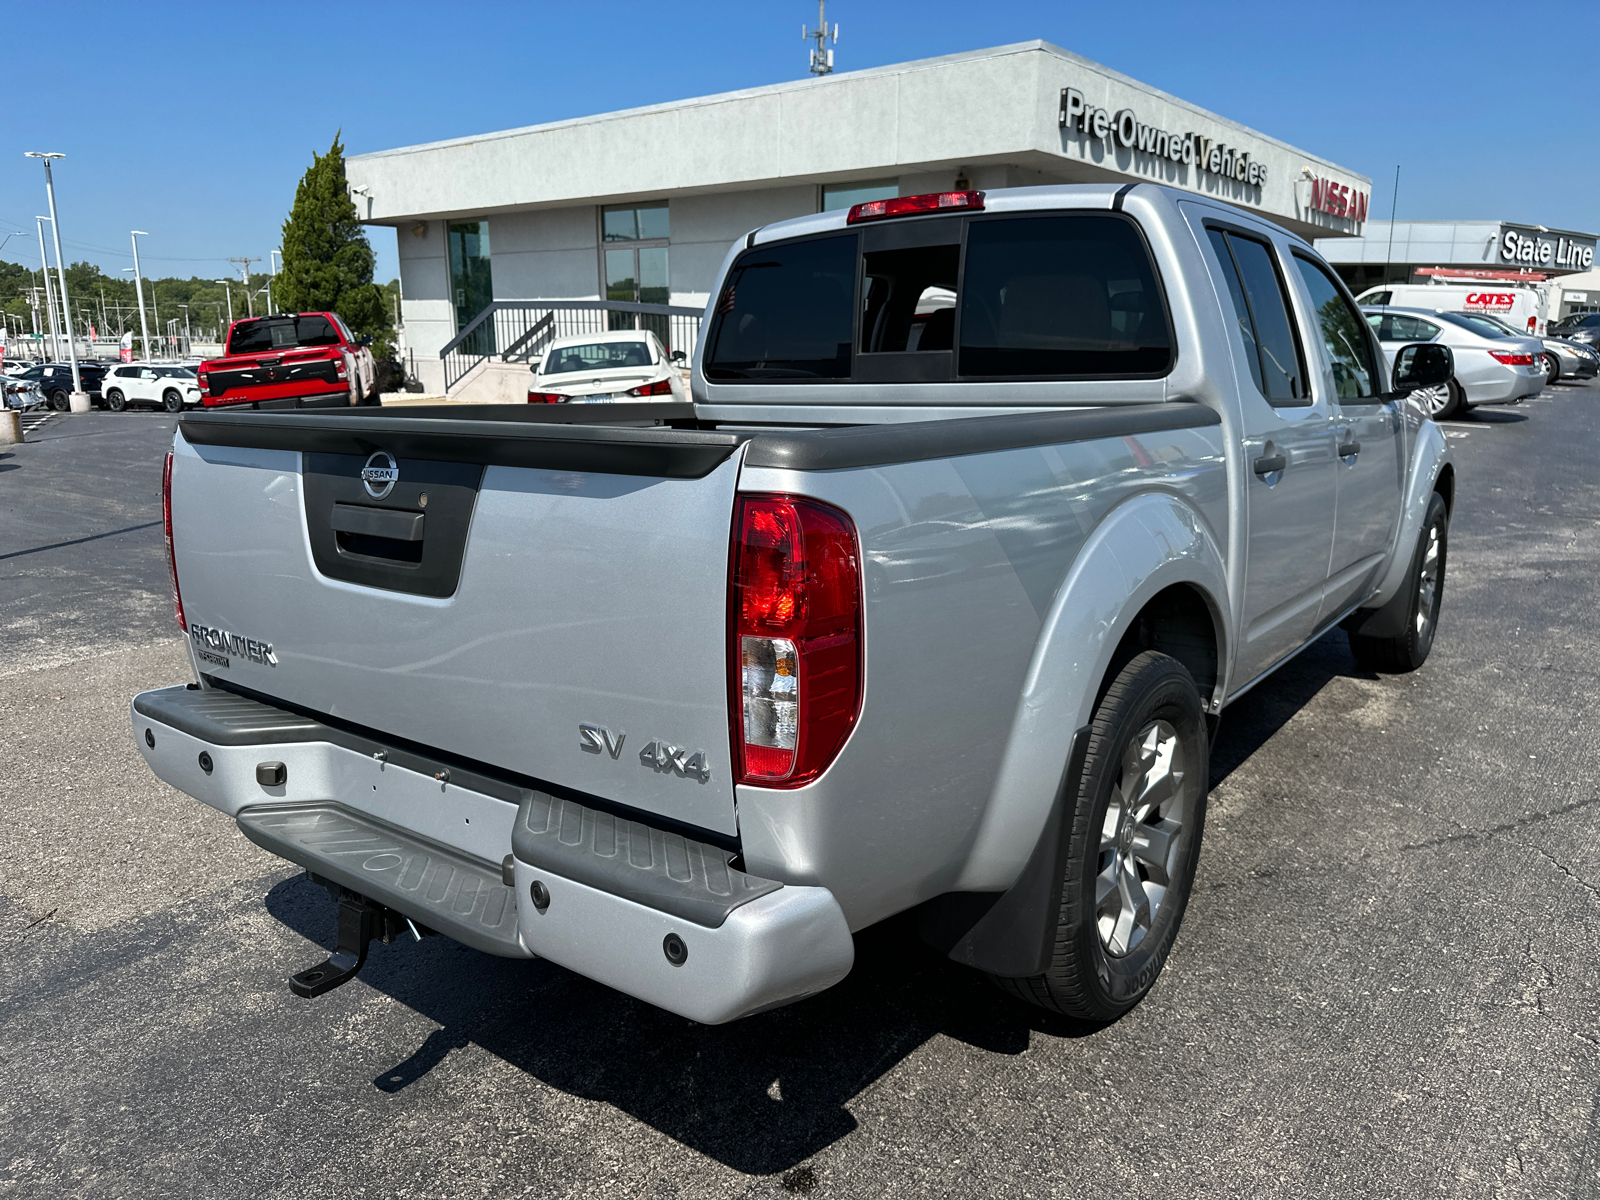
[102,363,203,412]
[3,357,37,376]
[1453,311,1599,385]
[11,361,107,409]
[527,330,688,403]
[1547,311,1600,348]
[197,312,376,409]
[1362,307,1543,418]
[133,183,1455,1028]
[2,376,46,411]
[1356,283,1542,335]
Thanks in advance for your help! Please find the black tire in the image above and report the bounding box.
[1542,353,1559,386]
[992,651,1209,1022]
[48,388,69,411]
[1347,491,1448,673]
[105,388,127,412]
[162,389,183,412]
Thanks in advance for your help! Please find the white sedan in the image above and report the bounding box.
[102,363,203,412]
[527,330,687,403]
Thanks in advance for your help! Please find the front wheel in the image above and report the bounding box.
[991,651,1209,1022]
[1347,491,1448,673]
[105,388,127,412]
[162,389,183,412]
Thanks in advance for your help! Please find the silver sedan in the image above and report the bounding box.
[1454,311,1599,384]
[1363,306,1545,419]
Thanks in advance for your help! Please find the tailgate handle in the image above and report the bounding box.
[330,503,424,542]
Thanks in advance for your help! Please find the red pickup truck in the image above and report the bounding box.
[198,312,377,409]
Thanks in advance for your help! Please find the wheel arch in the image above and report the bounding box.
[951,489,1229,894]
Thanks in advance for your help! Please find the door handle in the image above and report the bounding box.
[1338,440,1361,458]
[1253,454,1287,476]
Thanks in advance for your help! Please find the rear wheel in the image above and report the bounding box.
[105,388,127,412]
[1348,492,1448,673]
[49,388,69,411]
[1542,352,1560,385]
[162,389,183,412]
[991,651,1208,1022]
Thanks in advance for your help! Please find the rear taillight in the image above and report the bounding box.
[729,494,861,787]
[847,190,984,223]
[527,390,566,403]
[626,379,674,398]
[162,451,186,632]
[1490,351,1535,365]
[334,355,348,377]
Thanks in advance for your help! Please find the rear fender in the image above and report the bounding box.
[952,490,1228,893]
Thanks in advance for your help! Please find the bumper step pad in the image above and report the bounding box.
[512,791,781,928]
[238,802,523,957]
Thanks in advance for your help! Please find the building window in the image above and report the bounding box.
[821,179,898,213]
[600,202,670,336]
[447,221,495,353]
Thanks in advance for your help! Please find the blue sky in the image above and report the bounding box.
[1,0,1589,287]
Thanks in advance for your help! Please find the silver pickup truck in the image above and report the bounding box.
[131,184,1455,1026]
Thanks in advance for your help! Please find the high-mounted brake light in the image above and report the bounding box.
[847,190,984,224]
[1489,351,1535,366]
[729,495,861,787]
[162,451,186,632]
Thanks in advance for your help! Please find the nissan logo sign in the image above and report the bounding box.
[361,450,399,500]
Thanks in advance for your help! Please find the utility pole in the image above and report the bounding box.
[25,152,84,401]
[34,221,60,362]
[803,0,837,76]
[229,257,260,318]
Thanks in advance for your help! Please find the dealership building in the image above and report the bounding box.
[1314,220,1600,326]
[348,40,1374,397]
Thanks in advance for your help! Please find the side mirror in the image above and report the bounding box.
[357,334,373,348]
[669,349,687,364]
[1393,342,1453,392]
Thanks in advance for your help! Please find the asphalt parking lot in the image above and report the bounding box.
[2,391,1598,1199]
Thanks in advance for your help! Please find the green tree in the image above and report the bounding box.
[275,133,392,357]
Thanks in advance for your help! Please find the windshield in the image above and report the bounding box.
[227,315,340,355]
[542,341,654,374]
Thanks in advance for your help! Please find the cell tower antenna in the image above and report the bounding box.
[803,0,837,76]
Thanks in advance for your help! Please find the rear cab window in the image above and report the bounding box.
[1205,226,1308,405]
[228,315,341,355]
[703,212,1173,385]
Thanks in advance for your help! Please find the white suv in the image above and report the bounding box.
[102,364,202,412]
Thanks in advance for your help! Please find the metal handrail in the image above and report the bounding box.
[440,299,706,391]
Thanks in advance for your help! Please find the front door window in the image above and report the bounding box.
[448,221,495,354]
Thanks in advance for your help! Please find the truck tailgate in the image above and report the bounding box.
[171,411,746,837]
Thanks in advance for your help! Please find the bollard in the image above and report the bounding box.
[67,391,91,413]
[0,409,21,445]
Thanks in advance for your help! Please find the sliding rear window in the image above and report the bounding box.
[958,215,1172,379]
[705,235,856,380]
[227,315,341,355]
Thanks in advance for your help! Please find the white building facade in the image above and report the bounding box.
[348,41,1372,395]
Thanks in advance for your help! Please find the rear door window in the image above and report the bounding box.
[705,235,857,380]
[958,215,1171,378]
[1206,227,1307,404]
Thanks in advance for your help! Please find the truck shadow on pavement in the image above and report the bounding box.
[259,628,1375,1175]
[264,878,1093,1174]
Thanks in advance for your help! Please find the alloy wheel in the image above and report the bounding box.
[1411,384,1450,417]
[1096,719,1188,957]
[1416,521,1442,640]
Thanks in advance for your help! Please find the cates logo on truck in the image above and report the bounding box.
[1464,293,1517,312]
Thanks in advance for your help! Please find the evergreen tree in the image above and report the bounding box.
[276,133,392,356]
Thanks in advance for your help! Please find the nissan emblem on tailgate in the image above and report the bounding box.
[361,451,399,499]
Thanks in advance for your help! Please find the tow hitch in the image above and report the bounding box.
[290,880,431,998]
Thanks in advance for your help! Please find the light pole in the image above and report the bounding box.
[129,231,153,362]
[215,280,233,327]
[34,218,60,362]
[177,304,191,357]
[269,249,281,315]
[25,152,84,404]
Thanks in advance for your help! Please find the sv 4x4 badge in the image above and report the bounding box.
[579,723,711,783]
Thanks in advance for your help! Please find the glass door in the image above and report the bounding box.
[448,221,495,354]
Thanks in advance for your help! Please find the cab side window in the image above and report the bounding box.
[1293,254,1380,400]
[1206,227,1307,405]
